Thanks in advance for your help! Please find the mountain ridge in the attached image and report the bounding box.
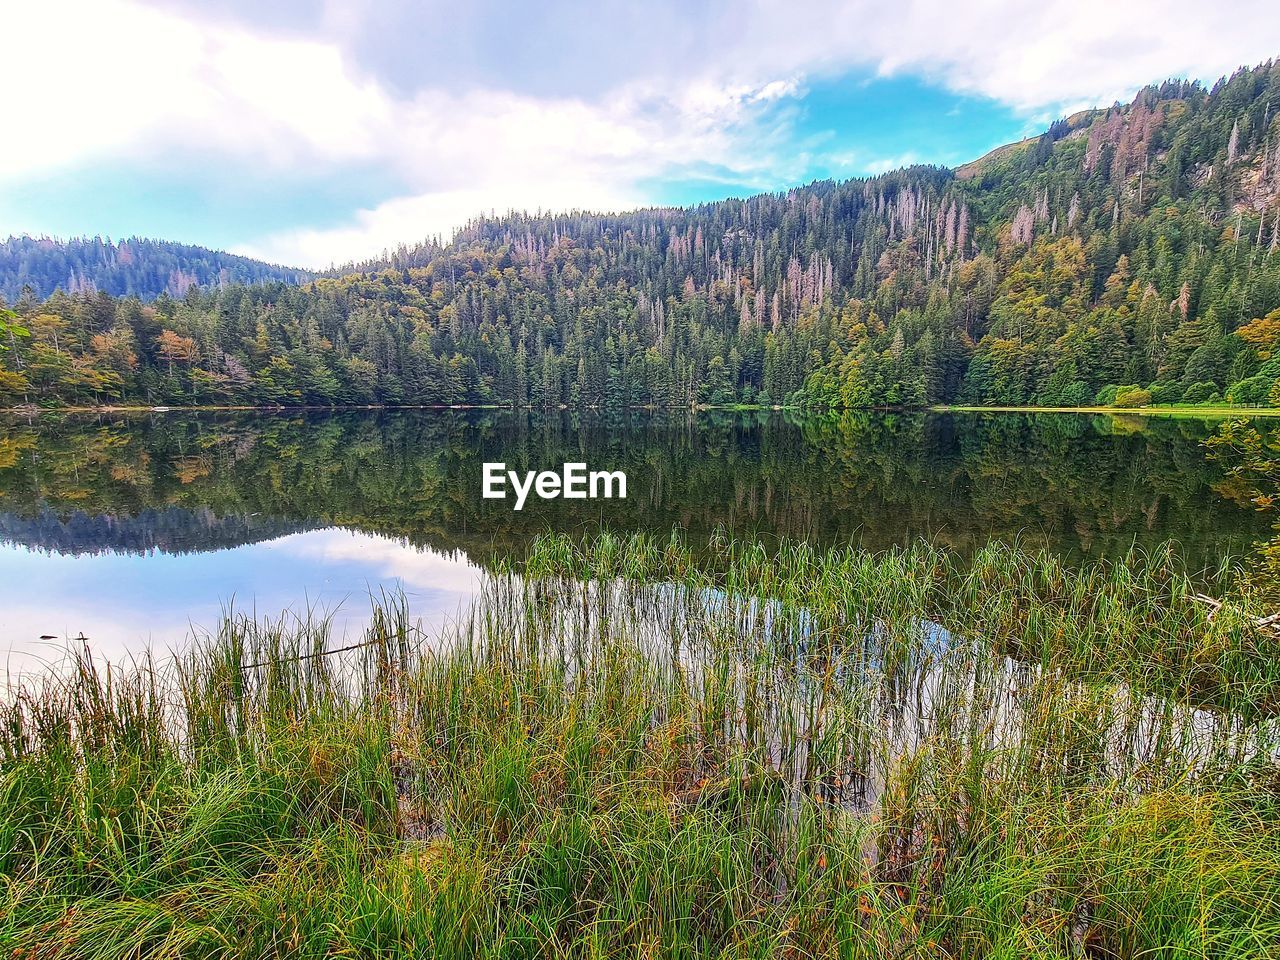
[0,235,314,303]
[0,104,1187,299]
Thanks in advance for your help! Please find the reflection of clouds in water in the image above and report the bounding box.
[1,605,168,675]
[0,580,203,675]
[270,528,480,596]
[0,527,482,677]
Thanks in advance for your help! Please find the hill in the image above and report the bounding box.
[0,236,312,303]
[1,59,1279,409]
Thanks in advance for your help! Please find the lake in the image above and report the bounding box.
[1,408,1273,670]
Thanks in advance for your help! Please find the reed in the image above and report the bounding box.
[2,535,1278,958]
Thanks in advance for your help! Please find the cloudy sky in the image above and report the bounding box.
[4,1,1279,268]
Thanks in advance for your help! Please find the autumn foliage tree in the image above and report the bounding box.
[155,329,198,376]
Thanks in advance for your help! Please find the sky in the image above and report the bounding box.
[3,0,1279,269]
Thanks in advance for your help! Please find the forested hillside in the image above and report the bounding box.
[2,60,1279,409]
[0,236,312,302]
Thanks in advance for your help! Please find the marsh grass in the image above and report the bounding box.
[2,535,1279,958]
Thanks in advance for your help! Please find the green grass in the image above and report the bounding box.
[933,403,1280,418]
[2,535,1278,958]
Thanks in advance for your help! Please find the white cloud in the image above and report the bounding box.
[5,0,1279,266]
[702,0,1280,114]
[5,0,807,266]
[233,77,806,265]
[862,152,923,175]
[752,78,804,103]
[4,0,390,181]
[244,181,636,268]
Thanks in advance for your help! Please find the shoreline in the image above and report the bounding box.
[2,401,1278,418]
[930,403,1280,418]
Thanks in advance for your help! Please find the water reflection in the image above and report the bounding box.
[0,529,479,674]
[0,408,1273,665]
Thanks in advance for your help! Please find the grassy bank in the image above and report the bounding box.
[933,403,1280,418]
[2,535,1279,958]
[7,400,1275,420]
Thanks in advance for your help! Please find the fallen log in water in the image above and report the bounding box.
[1192,593,1280,633]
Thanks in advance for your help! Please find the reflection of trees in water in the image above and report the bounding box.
[0,410,1269,570]
[1205,420,1280,601]
[0,506,315,557]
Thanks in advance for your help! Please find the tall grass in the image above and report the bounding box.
[2,535,1278,958]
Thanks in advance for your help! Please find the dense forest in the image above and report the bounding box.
[2,60,1280,410]
[0,236,313,303]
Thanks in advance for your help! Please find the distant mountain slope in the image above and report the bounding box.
[0,236,312,302]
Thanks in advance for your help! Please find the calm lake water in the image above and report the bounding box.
[0,409,1273,670]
